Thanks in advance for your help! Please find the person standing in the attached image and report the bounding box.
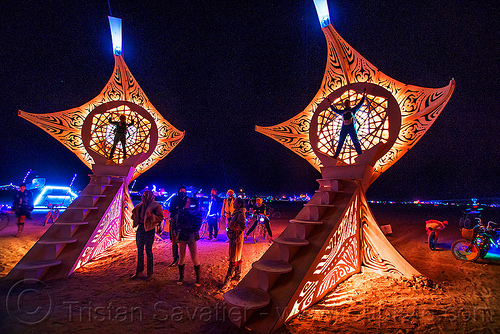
[168,186,188,267]
[131,190,164,280]
[222,197,246,290]
[328,88,367,159]
[220,189,235,235]
[176,197,203,286]
[206,188,221,241]
[12,183,33,237]
[109,114,134,161]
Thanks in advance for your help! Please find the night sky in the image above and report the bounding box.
[0,1,498,201]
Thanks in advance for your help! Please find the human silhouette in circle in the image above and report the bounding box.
[328,88,367,159]
[109,114,134,161]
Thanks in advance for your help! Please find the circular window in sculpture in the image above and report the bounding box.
[310,83,400,167]
[82,101,158,166]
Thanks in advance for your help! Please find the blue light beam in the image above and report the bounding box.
[108,16,122,56]
[313,0,331,28]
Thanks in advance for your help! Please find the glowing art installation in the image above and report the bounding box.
[256,18,455,186]
[227,3,454,333]
[19,47,184,181]
[6,17,179,282]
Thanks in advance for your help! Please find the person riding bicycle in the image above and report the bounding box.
[245,197,273,241]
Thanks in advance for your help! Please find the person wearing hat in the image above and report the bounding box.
[109,114,134,161]
[220,189,235,234]
[206,188,221,241]
[12,183,33,237]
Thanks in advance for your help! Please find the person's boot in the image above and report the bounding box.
[131,271,144,280]
[15,224,23,237]
[177,264,185,285]
[221,262,235,291]
[194,265,201,287]
[232,260,242,281]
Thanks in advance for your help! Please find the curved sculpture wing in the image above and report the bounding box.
[19,55,184,181]
[256,24,455,185]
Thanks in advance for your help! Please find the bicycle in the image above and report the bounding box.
[451,220,499,261]
[44,202,60,226]
[0,207,10,231]
[251,214,271,243]
[200,215,220,239]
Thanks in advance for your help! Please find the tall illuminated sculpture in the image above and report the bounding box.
[224,1,455,333]
[7,17,184,281]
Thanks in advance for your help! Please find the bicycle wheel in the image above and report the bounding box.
[479,243,491,259]
[451,239,480,261]
[253,224,264,243]
[428,231,437,251]
[199,222,208,239]
[44,211,51,226]
[53,209,60,222]
[0,214,9,231]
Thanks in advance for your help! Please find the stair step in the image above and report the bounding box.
[315,189,345,193]
[39,238,78,245]
[304,203,335,208]
[66,206,100,209]
[224,287,271,309]
[17,259,62,270]
[289,219,323,225]
[252,259,293,274]
[273,237,309,246]
[54,221,89,226]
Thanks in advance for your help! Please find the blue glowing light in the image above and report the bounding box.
[34,186,78,207]
[313,0,331,28]
[108,16,122,56]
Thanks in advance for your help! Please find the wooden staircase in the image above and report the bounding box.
[5,173,129,282]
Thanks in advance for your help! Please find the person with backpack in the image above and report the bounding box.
[328,88,367,159]
[168,186,188,267]
[175,197,203,286]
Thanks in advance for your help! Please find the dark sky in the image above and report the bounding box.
[0,1,498,201]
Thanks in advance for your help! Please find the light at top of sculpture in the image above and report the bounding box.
[19,16,184,181]
[108,16,123,56]
[313,0,331,28]
[255,2,455,186]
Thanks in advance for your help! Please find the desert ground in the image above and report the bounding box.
[1,203,499,333]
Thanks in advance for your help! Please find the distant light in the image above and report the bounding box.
[313,0,331,28]
[108,16,123,56]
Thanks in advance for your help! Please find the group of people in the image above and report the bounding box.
[131,186,274,290]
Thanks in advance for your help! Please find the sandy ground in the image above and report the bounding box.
[0,204,499,333]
